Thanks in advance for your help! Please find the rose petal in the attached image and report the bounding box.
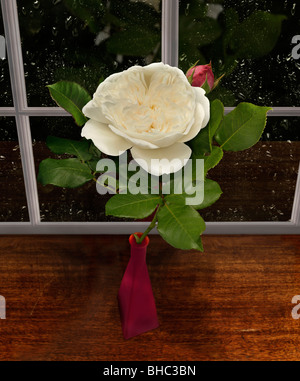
[144,62,190,84]
[147,132,185,148]
[179,90,210,143]
[82,99,110,124]
[179,103,205,143]
[81,119,131,156]
[82,72,124,123]
[194,87,210,127]
[108,124,159,149]
[131,143,192,176]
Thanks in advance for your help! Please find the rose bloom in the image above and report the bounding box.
[81,62,210,176]
[186,63,214,90]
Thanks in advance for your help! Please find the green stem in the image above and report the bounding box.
[135,205,161,244]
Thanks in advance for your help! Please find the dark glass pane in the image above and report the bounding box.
[201,117,300,222]
[31,116,120,222]
[18,0,162,106]
[179,0,300,107]
[0,6,13,106]
[0,117,29,221]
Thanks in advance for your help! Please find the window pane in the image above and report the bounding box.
[0,117,29,221]
[179,0,300,106]
[0,6,13,106]
[31,116,119,222]
[18,0,162,106]
[201,117,300,222]
[32,116,300,223]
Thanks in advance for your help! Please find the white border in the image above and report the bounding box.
[0,0,299,235]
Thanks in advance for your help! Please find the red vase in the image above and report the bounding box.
[118,233,159,339]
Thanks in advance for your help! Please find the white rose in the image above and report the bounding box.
[81,62,210,176]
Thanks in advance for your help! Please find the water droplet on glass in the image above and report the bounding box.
[185,3,190,16]
[65,16,72,30]
[179,53,187,62]
[33,0,40,9]
[52,26,58,36]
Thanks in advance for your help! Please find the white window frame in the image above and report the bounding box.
[0,0,299,234]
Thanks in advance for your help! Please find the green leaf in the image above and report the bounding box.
[187,64,197,84]
[193,179,222,209]
[188,126,211,157]
[201,146,223,175]
[38,158,94,188]
[88,142,102,159]
[157,203,205,251]
[209,99,224,138]
[208,85,236,107]
[230,11,287,59]
[189,99,224,157]
[195,236,204,251]
[85,142,102,172]
[105,194,162,219]
[47,81,91,126]
[87,159,100,173]
[201,75,211,94]
[164,179,222,210]
[214,103,272,151]
[180,17,222,48]
[107,27,160,56]
[46,136,93,161]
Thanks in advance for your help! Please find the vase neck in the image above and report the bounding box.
[130,244,147,262]
[129,233,149,262]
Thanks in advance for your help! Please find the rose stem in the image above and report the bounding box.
[135,205,161,244]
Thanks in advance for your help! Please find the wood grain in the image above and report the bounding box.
[0,234,300,360]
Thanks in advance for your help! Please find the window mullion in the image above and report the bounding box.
[1,0,40,225]
[0,107,16,116]
[291,162,300,226]
[225,107,300,116]
[162,0,179,67]
[18,107,70,116]
[1,107,300,117]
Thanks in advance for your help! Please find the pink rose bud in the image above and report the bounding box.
[186,62,215,90]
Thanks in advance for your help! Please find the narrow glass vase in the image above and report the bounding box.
[118,233,159,339]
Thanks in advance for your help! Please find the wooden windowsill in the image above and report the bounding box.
[0,234,299,360]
